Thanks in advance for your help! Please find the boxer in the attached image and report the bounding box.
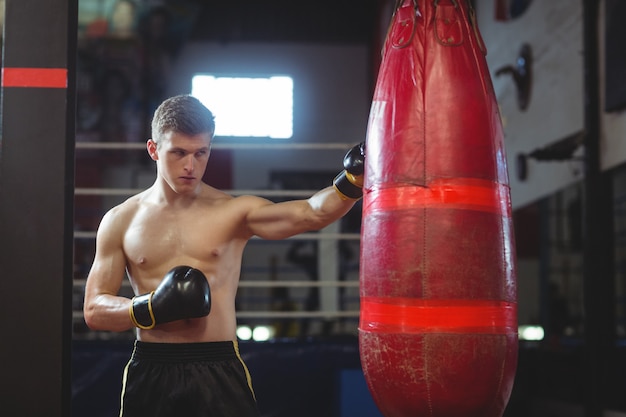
[83,94,365,417]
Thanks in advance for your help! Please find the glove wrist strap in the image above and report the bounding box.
[130,291,156,330]
[333,170,363,200]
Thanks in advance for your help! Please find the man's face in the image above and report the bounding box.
[148,131,212,194]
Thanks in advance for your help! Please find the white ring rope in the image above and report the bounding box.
[238,280,359,288]
[74,230,360,240]
[73,310,359,321]
[75,188,320,198]
[72,279,359,289]
[76,141,354,150]
[235,311,360,319]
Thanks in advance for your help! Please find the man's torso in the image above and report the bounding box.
[119,186,254,342]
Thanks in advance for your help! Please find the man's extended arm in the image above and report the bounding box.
[245,142,365,240]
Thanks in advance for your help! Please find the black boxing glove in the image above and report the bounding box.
[333,141,365,200]
[129,265,211,330]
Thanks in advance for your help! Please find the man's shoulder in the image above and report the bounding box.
[200,184,232,201]
[102,193,143,222]
[196,191,272,221]
[199,186,269,208]
[113,192,143,211]
[229,194,273,210]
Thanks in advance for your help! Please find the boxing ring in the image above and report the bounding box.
[2,0,517,414]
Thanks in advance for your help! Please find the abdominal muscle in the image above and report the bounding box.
[126,250,244,344]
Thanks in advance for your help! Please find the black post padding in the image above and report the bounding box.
[581,1,616,417]
[0,1,77,416]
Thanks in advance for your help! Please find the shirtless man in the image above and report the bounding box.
[83,94,365,417]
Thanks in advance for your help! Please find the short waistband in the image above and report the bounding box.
[132,340,239,363]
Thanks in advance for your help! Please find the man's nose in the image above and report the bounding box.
[184,154,195,171]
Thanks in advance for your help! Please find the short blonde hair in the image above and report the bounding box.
[151,95,216,144]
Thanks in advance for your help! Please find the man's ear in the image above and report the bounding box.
[147,139,158,161]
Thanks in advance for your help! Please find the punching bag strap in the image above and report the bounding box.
[393,0,419,15]
[467,1,487,55]
[390,0,419,49]
[434,0,464,47]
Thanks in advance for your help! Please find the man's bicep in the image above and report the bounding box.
[86,250,126,296]
[245,199,310,240]
[85,213,127,297]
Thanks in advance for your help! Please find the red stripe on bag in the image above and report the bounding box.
[360,297,517,334]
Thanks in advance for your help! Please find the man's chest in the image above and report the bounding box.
[122,208,242,267]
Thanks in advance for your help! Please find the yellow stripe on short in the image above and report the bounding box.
[233,340,256,401]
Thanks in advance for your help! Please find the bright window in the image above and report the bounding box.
[191,75,293,139]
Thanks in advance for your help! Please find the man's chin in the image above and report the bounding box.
[174,182,199,194]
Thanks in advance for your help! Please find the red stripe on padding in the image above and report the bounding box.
[2,68,67,88]
[364,178,512,216]
[360,297,517,334]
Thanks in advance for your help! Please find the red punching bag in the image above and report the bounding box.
[359,1,518,417]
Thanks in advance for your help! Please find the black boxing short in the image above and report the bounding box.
[119,340,260,417]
